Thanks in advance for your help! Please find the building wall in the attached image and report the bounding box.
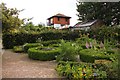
[91,20,103,30]
[53,17,70,25]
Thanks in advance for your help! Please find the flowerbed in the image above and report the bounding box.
[28,46,61,61]
[56,61,107,79]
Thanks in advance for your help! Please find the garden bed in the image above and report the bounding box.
[28,46,61,61]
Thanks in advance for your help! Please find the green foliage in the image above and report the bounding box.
[76,2,120,26]
[87,25,120,43]
[1,3,24,33]
[95,55,118,79]
[76,36,92,44]
[2,30,80,49]
[28,46,61,61]
[23,43,43,52]
[13,46,24,53]
[39,40,61,46]
[2,32,38,49]
[39,30,80,41]
[79,49,113,63]
[50,44,61,48]
[56,40,81,62]
[56,61,107,79]
[20,22,46,33]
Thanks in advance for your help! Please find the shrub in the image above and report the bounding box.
[86,26,120,43]
[23,43,43,52]
[2,32,38,49]
[2,30,80,49]
[76,37,101,50]
[79,49,111,63]
[76,37,94,44]
[13,46,24,53]
[56,40,80,62]
[95,59,118,79]
[40,40,61,46]
[56,61,107,79]
[50,44,61,48]
[28,46,61,61]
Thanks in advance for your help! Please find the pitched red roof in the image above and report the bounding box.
[48,13,71,19]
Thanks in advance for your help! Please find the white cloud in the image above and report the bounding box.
[2,0,78,26]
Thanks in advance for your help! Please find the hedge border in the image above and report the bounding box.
[23,43,43,52]
[13,46,24,53]
[79,49,111,63]
[28,46,61,61]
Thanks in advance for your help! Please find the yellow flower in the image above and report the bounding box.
[80,73,83,77]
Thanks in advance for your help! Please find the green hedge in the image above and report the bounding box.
[40,40,61,46]
[3,31,80,49]
[23,43,43,52]
[80,49,111,63]
[2,33,38,49]
[13,46,24,53]
[50,44,61,48]
[28,46,61,61]
[84,26,120,43]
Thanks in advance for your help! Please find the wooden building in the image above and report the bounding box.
[47,13,71,29]
[71,20,104,31]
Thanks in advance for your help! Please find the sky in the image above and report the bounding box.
[1,0,79,26]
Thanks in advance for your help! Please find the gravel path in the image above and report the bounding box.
[2,50,60,78]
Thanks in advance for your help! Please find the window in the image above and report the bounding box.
[58,17,60,21]
[66,18,68,22]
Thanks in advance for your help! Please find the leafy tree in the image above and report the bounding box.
[76,2,120,26]
[1,3,24,33]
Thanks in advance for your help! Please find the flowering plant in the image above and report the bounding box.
[85,42,89,49]
[56,62,107,79]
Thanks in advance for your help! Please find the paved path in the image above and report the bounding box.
[0,38,2,79]
[2,50,60,78]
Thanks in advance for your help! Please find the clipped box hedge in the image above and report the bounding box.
[23,43,43,52]
[40,40,61,46]
[50,44,61,48]
[13,46,24,53]
[2,33,38,49]
[79,49,111,63]
[28,46,61,61]
[3,31,80,49]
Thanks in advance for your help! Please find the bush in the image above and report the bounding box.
[40,40,61,46]
[28,46,61,61]
[79,49,111,63]
[2,32,38,49]
[56,61,107,79]
[86,26,120,43]
[13,46,24,53]
[50,44,61,48]
[94,59,118,79]
[2,30,80,49]
[23,43,43,52]
[56,40,81,62]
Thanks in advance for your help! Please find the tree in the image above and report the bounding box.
[1,3,24,33]
[76,2,120,26]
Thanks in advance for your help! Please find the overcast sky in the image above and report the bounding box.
[2,0,79,26]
